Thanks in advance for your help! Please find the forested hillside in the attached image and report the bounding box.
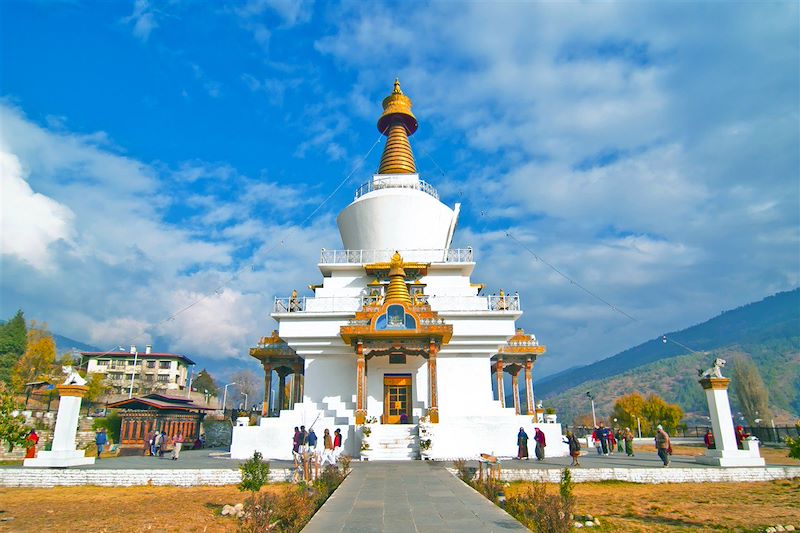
[545,337,800,425]
[537,289,799,400]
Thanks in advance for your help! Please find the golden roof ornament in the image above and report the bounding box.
[377,78,417,175]
[384,251,412,305]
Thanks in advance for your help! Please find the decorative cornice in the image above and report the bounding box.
[699,377,731,390]
[56,384,89,398]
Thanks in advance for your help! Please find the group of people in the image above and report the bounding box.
[292,426,343,466]
[516,426,547,461]
[591,423,635,457]
[144,430,185,460]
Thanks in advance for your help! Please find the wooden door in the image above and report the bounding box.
[383,375,412,424]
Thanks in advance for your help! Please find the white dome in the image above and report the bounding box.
[337,175,456,251]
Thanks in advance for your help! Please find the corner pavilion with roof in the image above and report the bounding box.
[232,81,566,460]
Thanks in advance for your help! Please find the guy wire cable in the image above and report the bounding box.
[417,137,703,356]
[87,129,387,360]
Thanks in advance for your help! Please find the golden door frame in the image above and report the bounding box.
[383,375,412,424]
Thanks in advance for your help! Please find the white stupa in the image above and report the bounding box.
[231,80,566,460]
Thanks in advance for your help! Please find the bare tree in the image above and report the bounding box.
[230,369,261,411]
[731,355,771,426]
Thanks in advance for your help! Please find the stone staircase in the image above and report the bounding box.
[365,424,420,460]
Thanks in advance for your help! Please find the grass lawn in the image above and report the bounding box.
[0,485,285,532]
[506,478,800,532]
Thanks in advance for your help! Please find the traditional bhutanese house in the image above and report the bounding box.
[107,393,211,454]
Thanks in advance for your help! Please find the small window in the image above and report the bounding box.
[159,361,171,369]
[127,360,135,366]
[157,375,169,383]
[97,360,108,366]
[147,360,156,368]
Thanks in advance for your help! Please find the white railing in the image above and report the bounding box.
[319,248,474,264]
[428,295,521,312]
[273,294,520,314]
[354,177,439,200]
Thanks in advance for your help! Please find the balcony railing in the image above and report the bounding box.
[273,294,520,314]
[354,177,439,200]
[319,248,473,265]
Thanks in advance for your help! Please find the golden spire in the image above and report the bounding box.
[377,78,417,175]
[384,251,412,305]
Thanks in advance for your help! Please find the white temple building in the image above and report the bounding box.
[231,80,567,460]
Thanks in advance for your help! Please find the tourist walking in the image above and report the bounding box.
[292,426,301,456]
[95,428,108,459]
[704,429,715,449]
[735,426,747,449]
[607,427,616,455]
[171,433,183,460]
[307,428,318,451]
[517,427,529,459]
[24,429,39,459]
[299,425,308,452]
[333,428,342,458]
[534,427,546,461]
[624,427,635,456]
[616,429,624,453]
[591,426,602,455]
[655,425,671,467]
[321,429,335,466]
[158,430,167,457]
[565,431,581,466]
[598,422,609,455]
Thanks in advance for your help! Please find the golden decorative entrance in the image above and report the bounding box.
[383,375,412,424]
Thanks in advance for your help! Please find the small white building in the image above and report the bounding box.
[232,80,567,460]
[81,346,194,395]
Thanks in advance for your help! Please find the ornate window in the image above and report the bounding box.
[375,305,417,330]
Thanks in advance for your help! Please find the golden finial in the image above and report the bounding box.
[377,79,417,174]
[384,251,412,305]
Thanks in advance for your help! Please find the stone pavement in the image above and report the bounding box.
[302,462,526,533]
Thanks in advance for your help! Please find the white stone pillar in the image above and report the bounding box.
[25,385,95,467]
[695,377,765,467]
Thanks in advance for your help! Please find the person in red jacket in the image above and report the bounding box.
[534,427,547,461]
[704,429,715,449]
[24,429,39,459]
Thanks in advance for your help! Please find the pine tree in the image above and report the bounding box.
[193,369,219,397]
[0,310,27,386]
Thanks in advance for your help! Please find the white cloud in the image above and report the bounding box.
[123,0,159,42]
[0,152,75,271]
[0,103,335,366]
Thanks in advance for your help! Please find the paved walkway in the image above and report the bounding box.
[303,462,526,533]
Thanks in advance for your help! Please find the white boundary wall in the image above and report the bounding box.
[0,468,294,487]
[446,466,800,484]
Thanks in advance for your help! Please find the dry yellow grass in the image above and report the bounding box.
[507,478,800,532]
[0,485,288,533]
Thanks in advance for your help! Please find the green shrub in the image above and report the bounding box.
[91,412,121,442]
[502,468,575,533]
[786,423,800,460]
[452,458,472,482]
[238,451,271,492]
[239,486,315,533]
[338,454,352,476]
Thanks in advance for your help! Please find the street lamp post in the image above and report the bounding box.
[222,382,236,413]
[242,392,248,411]
[636,416,642,438]
[128,345,138,399]
[586,391,597,427]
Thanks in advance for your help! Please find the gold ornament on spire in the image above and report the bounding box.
[377,78,417,175]
[384,251,412,305]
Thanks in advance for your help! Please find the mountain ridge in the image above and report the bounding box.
[536,289,800,399]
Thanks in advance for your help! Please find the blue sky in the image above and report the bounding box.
[1,1,798,390]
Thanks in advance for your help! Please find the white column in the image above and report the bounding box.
[25,385,95,467]
[695,377,765,467]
